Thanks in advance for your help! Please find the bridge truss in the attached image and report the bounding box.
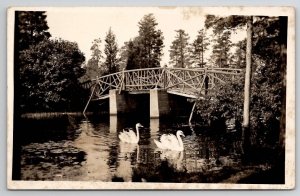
[82,67,242,113]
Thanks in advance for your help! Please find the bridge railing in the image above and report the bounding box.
[123,67,163,91]
[83,67,242,100]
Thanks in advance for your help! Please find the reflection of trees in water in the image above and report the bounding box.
[73,119,115,181]
[20,140,86,180]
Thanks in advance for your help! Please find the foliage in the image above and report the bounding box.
[80,59,101,82]
[190,29,210,68]
[249,17,286,146]
[137,14,164,68]
[118,43,131,71]
[205,15,247,34]
[103,28,119,74]
[124,38,142,70]
[15,11,52,114]
[232,39,246,69]
[81,38,102,81]
[202,15,286,147]
[196,75,244,129]
[169,29,191,68]
[19,39,86,112]
[15,11,51,51]
[210,31,233,68]
[120,14,164,70]
[90,38,103,62]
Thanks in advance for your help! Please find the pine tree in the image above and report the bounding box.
[136,14,164,68]
[211,31,232,67]
[90,38,102,62]
[169,29,191,68]
[83,38,102,79]
[104,28,119,74]
[16,11,51,51]
[232,39,246,68]
[190,29,209,67]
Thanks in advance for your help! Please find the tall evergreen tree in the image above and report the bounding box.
[211,31,232,67]
[169,29,191,68]
[232,39,246,68]
[190,29,210,67]
[16,11,51,51]
[90,38,102,62]
[82,38,102,80]
[119,14,164,70]
[104,28,119,74]
[136,13,164,69]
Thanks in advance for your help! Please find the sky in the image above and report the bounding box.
[46,7,247,66]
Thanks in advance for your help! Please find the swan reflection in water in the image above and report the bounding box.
[157,150,184,171]
[115,139,140,181]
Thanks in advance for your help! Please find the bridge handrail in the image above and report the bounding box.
[86,67,242,84]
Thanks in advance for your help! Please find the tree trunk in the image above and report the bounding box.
[242,17,253,129]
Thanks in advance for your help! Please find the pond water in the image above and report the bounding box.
[14,113,250,182]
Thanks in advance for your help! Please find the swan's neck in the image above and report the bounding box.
[176,132,184,150]
[135,125,140,142]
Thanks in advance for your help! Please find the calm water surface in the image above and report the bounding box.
[16,113,245,182]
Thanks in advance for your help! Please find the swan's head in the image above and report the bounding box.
[136,123,144,128]
[177,130,185,137]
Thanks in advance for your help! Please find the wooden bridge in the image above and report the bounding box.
[82,67,242,117]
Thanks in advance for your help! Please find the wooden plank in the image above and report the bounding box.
[91,94,110,100]
[83,85,97,114]
[207,70,242,76]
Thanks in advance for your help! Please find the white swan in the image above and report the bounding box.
[154,130,185,151]
[118,123,143,144]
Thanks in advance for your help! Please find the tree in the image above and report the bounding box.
[19,39,86,111]
[138,13,164,68]
[169,29,191,68]
[118,38,142,70]
[14,11,52,112]
[232,39,246,68]
[15,11,51,51]
[118,14,164,70]
[210,31,233,67]
[90,38,102,61]
[81,38,102,81]
[205,15,252,131]
[104,28,119,74]
[190,29,210,67]
[118,43,129,71]
[250,16,287,146]
[13,11,52,180]
[204,15,287,151]
[123,14,164,70]
[125,38,142,70]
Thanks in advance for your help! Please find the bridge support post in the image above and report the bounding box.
[150,89,170,118]
[109,89,129,115]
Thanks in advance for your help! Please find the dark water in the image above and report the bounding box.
[13,113,275,182]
